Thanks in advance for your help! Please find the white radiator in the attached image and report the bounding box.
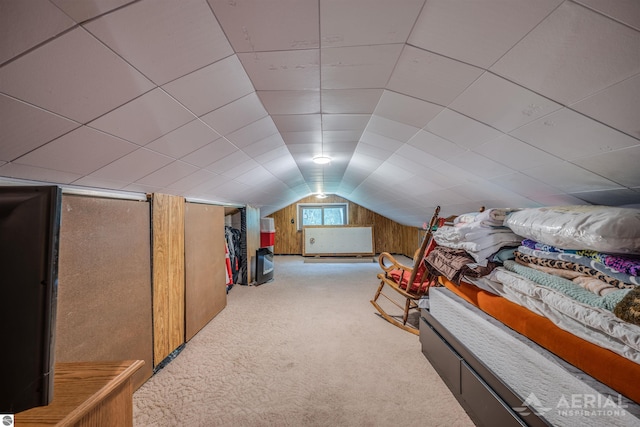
[302,226,374,256]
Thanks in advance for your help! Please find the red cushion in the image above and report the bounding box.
[388,263,430,293]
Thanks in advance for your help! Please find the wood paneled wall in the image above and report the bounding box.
[56,195,153,389]
[268,195,423,257]
[151,193,185,367]
[184,202,226,341]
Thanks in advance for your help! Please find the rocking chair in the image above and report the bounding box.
[371,206,443,335]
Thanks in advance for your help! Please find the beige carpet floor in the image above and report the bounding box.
[133,255,475,427]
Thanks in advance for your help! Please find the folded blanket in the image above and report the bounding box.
[521,238,640,276]
[502,260,628,311]
[515,251,627,289]
[424,246,495,284]
[517,245,640,288]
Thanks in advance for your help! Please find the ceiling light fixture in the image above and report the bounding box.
[313,155,331,165]
[316,193,327,199]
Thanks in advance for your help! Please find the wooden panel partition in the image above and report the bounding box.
[184,202,226,341]
[245,205,261,284]
[151,193,185,366]
[55,195,153,389]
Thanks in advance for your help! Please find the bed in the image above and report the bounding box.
[420,206,640,427]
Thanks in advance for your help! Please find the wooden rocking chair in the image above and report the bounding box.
[371,206,443,335]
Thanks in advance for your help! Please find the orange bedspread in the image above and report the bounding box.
[439,277,640,404]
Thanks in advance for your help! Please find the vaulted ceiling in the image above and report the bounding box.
[1,0,639,225]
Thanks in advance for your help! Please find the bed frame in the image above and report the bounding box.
[420,284,640,427]
[420,307,546,427]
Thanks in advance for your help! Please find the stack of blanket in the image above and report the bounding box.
[431,208,522,266]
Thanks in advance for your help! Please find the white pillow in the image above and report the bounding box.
[504,205,640,255]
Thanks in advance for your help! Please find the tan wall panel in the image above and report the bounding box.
[151,193,185,366]
[55,195,153,389]
[184,203,226,341]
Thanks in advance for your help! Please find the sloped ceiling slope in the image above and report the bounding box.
[1,0,639,226]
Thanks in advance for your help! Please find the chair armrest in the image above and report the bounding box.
[378,252,414,275]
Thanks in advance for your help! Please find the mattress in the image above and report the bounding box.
[429,287,640,427]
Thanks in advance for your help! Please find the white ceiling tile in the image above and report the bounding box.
[322,114,370,131]
[136,161,199,187]
[0,162,81,184]
[409,0,562,68]
[257,90,320,115]
[510,108,639,160]
[200,92,268,136]
[243,134,286,159]
[218,159,259,180]
[571,73,640,140]
[0,28,154,123]
[121,182,163,194]
[89,148,173,182]
[88,88,194,145]
[574,0,640,31]
[491,2,640,105]
[281,131,321,145]
[321,89,383,114]
[320,0,425,47]
[373,91,443,128]
[451,151,516,179]
[322,130,362,143]
[0,94,79,161]
[145,120,221,159]
[181,140,239,168]
[234,167,274,186]
[208,0,319,52]
[407,129,466,162]
[524,161,623,193]
[488,172,564,198]
[72,175,131,190]
[571,145,640,188]
[238,49,319,91]
[254,145,291,164]
[272,114,321,132]
[366,116,419,143]
[321,44,403,89]
[51,0,135,23]
[425,109,503,150]
[163,56,254,116]
[227,116,279,149]
[355,142,394,161]
[450,73,563,133]
[14,126,137,175]
[84,0,232,85]
[474,134,560,171]
[0,0,74,64]
[359,131,403,152]
[389,150,442,175]
[387,45,483,106]
[166,169,217,193]
[205,150,252,175]
[323,141,358,154]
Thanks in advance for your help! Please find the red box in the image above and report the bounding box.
[260,232,275,247]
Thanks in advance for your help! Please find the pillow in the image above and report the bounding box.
[505,205,640,255]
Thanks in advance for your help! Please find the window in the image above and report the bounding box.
[297,203,348,230]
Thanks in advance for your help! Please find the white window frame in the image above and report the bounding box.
[296,203,348,231]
